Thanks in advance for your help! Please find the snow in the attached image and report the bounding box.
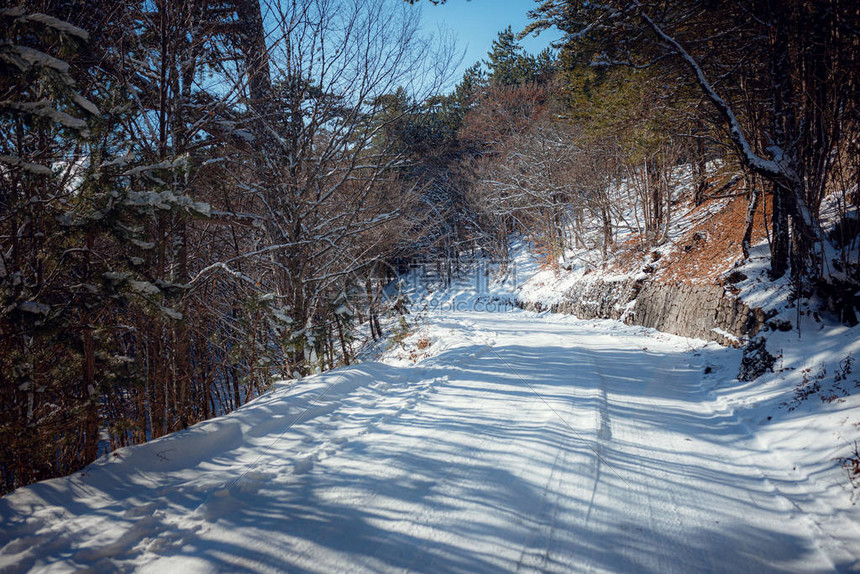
[101,152,136,168]
[1,198,859,572]
[70,93,100,117]
[0,155,53,176]
[16,301,50,315]
[122,189,211,218]
[11,100,86,131]
[2,267,860,571]
[25,13,90,41]
[128,280,160,296]
[159,306,184,321]
[731,243,794,311]
[9,46,70,74]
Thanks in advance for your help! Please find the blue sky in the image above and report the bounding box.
[418,0,563,90]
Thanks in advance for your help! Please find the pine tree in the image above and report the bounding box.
[486,26,534,87]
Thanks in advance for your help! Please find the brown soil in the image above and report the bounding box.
[608,178,771,285]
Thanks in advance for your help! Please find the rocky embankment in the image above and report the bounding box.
[518,276,767,347]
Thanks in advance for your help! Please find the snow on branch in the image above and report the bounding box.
[636,10,783,181]
[22,12,89,41]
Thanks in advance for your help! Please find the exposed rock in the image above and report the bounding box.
[766,319,793,332]
[737,337,776,381]
[725,271,748,284]
[518,276,766,346]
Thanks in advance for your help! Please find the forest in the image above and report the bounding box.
[1,0,858,495]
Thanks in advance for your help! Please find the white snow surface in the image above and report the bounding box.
[3,239,860,572]
[3,286,860,572]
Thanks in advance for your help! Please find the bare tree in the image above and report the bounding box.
[193,0,455,373]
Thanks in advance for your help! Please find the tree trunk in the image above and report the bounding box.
[771,183,790,279]
[336,316,350,366]
[741,180,761,260]
[81,317,99,463]
[148,335,166,439]
[81,231,99,464]
[174,220,192,429]
[692,119,707,205]
[234,0,272,117]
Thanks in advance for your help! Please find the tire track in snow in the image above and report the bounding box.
[514,441,569,573]
[630,355,716,573]
[358,336,501,568]
[10,312,856,572]
[572,336,714,572]
[584,355,610,529]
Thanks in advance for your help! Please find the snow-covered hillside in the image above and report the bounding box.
[2,259,860,572]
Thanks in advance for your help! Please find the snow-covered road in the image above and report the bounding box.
[1,311,858,572]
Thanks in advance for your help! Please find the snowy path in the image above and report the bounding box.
[1,311,857,572]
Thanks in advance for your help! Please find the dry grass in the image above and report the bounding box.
[659,191,771,284]
[609,235,650,272]
[531,238,560,272]
[604,177,771,285]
